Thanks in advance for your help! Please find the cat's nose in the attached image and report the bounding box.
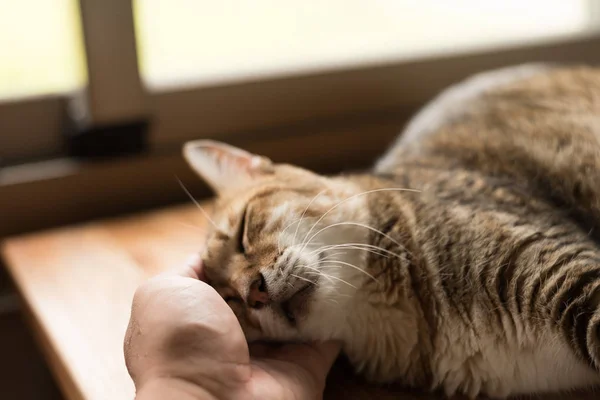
[247,273,269,309]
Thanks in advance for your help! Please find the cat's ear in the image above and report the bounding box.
[183,140,274,195]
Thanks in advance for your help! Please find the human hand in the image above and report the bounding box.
[124,256,341,400]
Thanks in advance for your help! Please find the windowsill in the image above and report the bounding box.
[1,158,81,187]
[0,108,411,237]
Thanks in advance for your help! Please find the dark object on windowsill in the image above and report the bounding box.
[64,118,150,159]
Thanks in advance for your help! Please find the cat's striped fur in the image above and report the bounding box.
[184,64,600,398]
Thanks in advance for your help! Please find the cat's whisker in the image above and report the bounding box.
[304,271,357,289]
[293,189,327,245]
[299,252,348,273]
[314,246,389,261]
[289,273,317,286]
[176,177,219,231]
[311,243,399,260]
[312,243,376,254]
[303,263,340,272]
[319,261,376,285]
[322,260,379,283]
[176,221,206,233]
[276,189,326,253]
[313,242,397,256]
[277,216,315,253]
[288,241,325,250]
[299,187,420,250]
[326,298,340,306]
[299,259,338,274]
[300,221,411,255]
[320,251,348,261]
[280,242,325,259]
[298,265,337,284]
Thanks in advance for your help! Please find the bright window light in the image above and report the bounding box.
[0,0,87,100]
[134,0,591,90]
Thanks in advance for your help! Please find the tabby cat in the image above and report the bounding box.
[183,64,600,398]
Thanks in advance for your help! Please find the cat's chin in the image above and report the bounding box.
[280,280,316,324]
[241,305,306,342]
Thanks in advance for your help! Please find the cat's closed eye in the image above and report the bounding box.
[237,207,248,253]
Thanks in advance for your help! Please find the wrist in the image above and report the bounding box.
[135,377,218,400]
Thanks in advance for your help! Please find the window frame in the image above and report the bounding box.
[0,95,66,162]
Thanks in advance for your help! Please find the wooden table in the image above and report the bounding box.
[1,203,596,400]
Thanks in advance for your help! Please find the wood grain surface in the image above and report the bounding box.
[1,203,598,399]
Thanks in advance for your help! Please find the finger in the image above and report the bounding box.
[266,341,342,378]
[184,252,206,281]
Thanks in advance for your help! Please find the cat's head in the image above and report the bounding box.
[184,140,372,342]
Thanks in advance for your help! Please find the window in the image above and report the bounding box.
[0,0,87,100]
[1,0,600,163]
[134,0,590,90]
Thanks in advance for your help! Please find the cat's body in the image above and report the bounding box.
[184,64,600,398]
